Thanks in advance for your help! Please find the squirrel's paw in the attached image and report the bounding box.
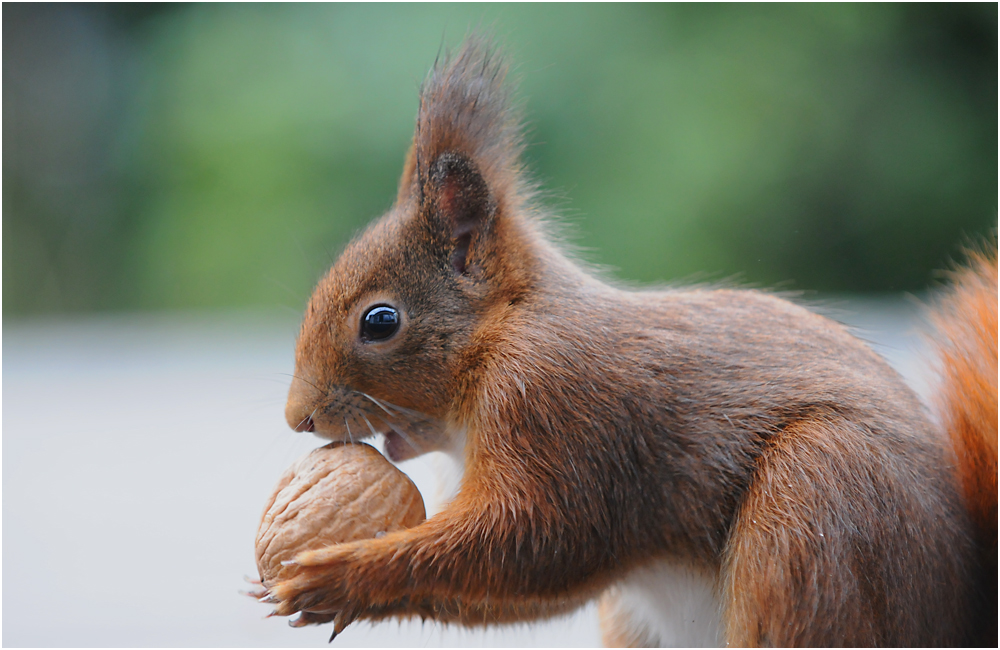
[262,545,368,635]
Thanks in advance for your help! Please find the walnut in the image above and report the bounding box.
[255,442,425,585]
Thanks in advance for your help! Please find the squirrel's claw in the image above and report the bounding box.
[333,609,357,637]
[286,610,337,629]
[328,616,351,643]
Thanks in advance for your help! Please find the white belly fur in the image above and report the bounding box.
[600,560,722,647]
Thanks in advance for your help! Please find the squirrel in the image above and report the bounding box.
[265,37,998,646]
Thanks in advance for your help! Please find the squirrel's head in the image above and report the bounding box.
[286,37,538,461]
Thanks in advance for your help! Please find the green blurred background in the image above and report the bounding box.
[4,3,996,316]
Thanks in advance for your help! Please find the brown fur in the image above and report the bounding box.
[270,37,998,646]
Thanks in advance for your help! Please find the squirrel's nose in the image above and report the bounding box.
[285,373,320,432]
[292,415,315,433]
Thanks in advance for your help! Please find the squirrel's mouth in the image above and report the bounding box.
[293,388,445,462]
[308,409,433,463]
[384,430,419,462]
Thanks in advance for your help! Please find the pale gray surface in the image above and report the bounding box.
[2,298,933,647]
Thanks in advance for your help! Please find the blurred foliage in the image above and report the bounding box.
[3,3,996,315]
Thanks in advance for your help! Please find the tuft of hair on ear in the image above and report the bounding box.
[410,35,527,215]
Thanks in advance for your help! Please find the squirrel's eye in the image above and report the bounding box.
[361,305,400,341]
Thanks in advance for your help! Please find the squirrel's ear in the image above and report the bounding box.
[406,34,523,273]
[424,151,493,275]
[408,37,522,276]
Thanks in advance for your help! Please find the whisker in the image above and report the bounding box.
[362,393,400,418]
[363,392,439,426]
[376,415,407,436]
[253,376,300,387]
[344,417,354,444]
[280,372,325,395]
[383,401,425,418]
[359,412,380,437]
[368,394,412,417]
[294,405,320,433]
[373,414,423,452]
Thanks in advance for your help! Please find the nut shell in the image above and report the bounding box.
[255,442,425,585]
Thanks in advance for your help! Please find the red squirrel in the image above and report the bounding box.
[264,38,998,646]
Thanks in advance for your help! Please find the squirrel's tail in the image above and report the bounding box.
[929,242,997,644]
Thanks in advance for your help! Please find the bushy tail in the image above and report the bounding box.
[929,243,997,644]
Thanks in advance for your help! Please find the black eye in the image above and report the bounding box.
[361,305,400,341]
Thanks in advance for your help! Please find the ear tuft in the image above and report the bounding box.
[412,35,524,210]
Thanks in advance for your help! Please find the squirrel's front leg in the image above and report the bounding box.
[265,480,606,633]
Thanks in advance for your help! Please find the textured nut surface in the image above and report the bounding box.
[255,442,425,585]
